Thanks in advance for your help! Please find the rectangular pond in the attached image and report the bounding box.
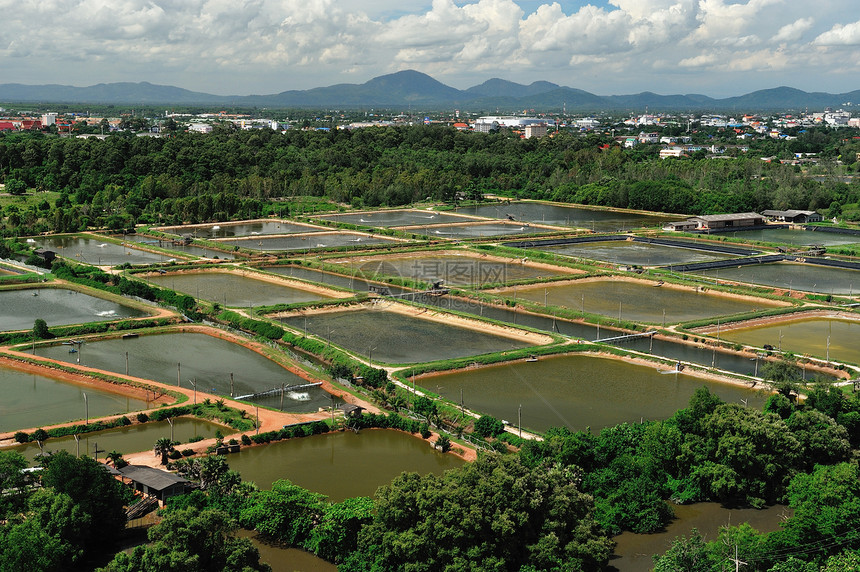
[278,307,539,364]
[32,235,182,266]
[505,279,783,324]
[157,220,326,238]
[146,271,339,308]
[263,265,413,296]
[226,429,463,501]
[418,222,556,238]
[333,252,574,286]
[454,202,683,231]
[213,232,402,252]
[422,354,766,433]
[0,287,149,332]
[10,417,223,463]
[0,364,148,432]
[314,209,478,227]
[406,293,769,377]
[718,228,860,246]
[33,332,332,413]
[719,317,860,366]
[691,261,860,295]
[534,240,741,266]
[116,234,238,260]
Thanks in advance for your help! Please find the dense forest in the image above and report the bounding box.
[1,124,859,237]
[4,385,860,571]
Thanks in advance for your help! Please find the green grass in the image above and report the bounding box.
[0,190,61,211]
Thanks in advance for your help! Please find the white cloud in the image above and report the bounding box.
[772,17,814,44]
[814,19,860,45]
[0,0,856,97]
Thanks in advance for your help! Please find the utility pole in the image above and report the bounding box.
[728,545,746,571]
[518,404,522,439]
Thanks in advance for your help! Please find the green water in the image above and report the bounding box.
[33,235,177,266]
[720,317,860,365]
[536,240,738,266]
[424,354,765,433]
[158,220,326,238]
[453,203,681,231]
[511,280,780,323]
[0,365,148,432]
[213,232,401,251]
[279,307,536,364]
[0,287,148,332]
[335,252,570,286]
[723,228,860,246]
[694,262,860,295]
[34,332,332,413]
[422,223,551,238]
[315,210,474,227]
[227,429,464,501]
[265,265,411,295]
[612,503,789,571]
[237,531,337,572]
[9,417,223,463]
[146,272,335,307]
[117,234,238,260]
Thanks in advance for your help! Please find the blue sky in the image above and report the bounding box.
[1,1,859,99]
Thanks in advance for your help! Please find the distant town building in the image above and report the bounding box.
[188,123,213,133]
[474,116,545,133]
[524,123,547,139]
[41,113,57,126]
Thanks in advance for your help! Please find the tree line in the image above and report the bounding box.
[1,125,859,237]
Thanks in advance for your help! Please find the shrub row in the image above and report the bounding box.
[247,420,330,444]
[15,415,133,443]
[217,310,284,340]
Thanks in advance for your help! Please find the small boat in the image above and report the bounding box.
[121,333,139,339]
[526,355,538,362]
[68,348,78,354]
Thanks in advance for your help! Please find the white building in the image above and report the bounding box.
[474,116,546,132]
[41,113,57,127]
[524,123,548,139]
[188,123,213,133]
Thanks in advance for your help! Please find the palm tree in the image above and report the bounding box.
[154,438,173,465]
[106,450,127,468]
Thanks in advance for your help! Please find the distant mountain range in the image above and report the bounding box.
[1,70,858,112]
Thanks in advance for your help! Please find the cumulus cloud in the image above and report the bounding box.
[0,0,856,96]
[772,17,814,44]
[814,19,860,45]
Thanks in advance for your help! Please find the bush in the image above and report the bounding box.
[181,449,196,457]
[14,431,28,444]
[420,423,432,439]
[187,435,204,443]
[473,415,505,438]
[241,434,252,446]
[436,435,451,453]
